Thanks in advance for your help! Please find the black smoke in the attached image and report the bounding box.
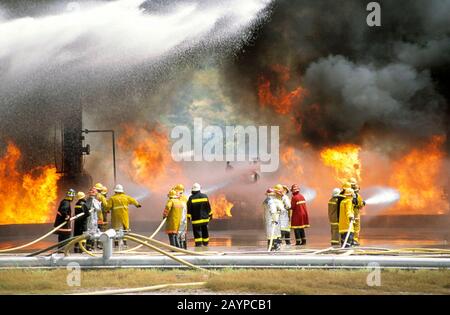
[220,0,450,153]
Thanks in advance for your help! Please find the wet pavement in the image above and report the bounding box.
[0,227,448,253]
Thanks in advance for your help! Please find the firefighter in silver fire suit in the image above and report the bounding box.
[275,184,291,245]
[263,188,283,251]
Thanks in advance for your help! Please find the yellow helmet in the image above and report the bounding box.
[273,184,284,195]
[102,187,108,195]
[94,183,104,191]
[348,178,357,185]
[274,184,283,191]
[282,185,290,194]
[344,188,354,196]
[168,190,178,198]
[173,184,185,192]
[76,192,86,200]
[342,182,352,189]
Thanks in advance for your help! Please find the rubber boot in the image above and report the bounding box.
[294,229,302,246]
[282,231,291,245]
[274,238,282,251]
[168,234,176,247]
[180,240,187,250]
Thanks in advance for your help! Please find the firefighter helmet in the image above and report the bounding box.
[94,183,104,191]
[291,184,300,193]
[76,191,86,200]
[114,184,124,193]
[332,188,341,197]
[174,184,185,192]
[66,189,76,198]
[344,188,354,196]
[191,183,201,192]
[168,190,178,198]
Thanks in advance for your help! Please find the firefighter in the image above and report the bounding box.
[349,179,365,246]
[174,183,188,249]
[328,188,341,246]
[290,184,310,245]
[85,188,102,234]
[263,188,283,251]
[274,184,291,245]
[187,183,212,247]
[73,192,90,253]
[107,184,141,231]
[101,186,109,230]
[339,188,355,247]
[53,189,75,248]
[94,183,108,231]
[106,184,141,248]
[163,189,184,248]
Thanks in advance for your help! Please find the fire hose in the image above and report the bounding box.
[71,282,207,295]
[27,235,80,257]
[123,235,217,274]
[127,232,206,256]
[0,211,87,253]
[341,218,355,249]
[119,218,167,253]
[267,223,276,253]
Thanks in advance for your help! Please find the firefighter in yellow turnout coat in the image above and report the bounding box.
[106,184,141,231]
[339,188,355,247]
[348,178,365,246]
[174,184,188,249]
[328,188,342,246]
[163,190,185,248]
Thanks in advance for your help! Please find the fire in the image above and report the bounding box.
[118,125,183,192]
[320,144,362,182]
[258,64,306,115]
[389,135,448,215]
[279,146,304,183]
[210,194,233,219]
[0,142,61,225]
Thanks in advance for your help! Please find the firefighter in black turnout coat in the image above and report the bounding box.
[187,183,212,247]
[53,189,76,246]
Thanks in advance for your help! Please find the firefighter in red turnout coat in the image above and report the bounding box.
[290,184,310,245]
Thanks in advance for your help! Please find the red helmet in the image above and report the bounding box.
[291,184,300,193]
[266,188,275,194]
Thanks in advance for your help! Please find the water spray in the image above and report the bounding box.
[363,186,400,206]
[301,186,317,202]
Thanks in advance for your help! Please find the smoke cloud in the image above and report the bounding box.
[220,0,450,152]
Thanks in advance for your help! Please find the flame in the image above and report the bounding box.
[118,125,183,192]
[0,142,61,225]
[210,194,233,219]
[258,64,305,115]
[389,135,448,215]
[320,144,362,183]
[279,146,304,183]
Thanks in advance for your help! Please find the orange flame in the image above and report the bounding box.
[320,144,362,183]
[279,146,304,183]
[258,65,305,115]
[210,194,233,219]
[0,142,61,225]
[118,125,183,192]
[389,135,448,215]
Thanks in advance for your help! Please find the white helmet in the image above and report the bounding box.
[191,183,201,192]
[114,184,124,193]
[332,188,341,197]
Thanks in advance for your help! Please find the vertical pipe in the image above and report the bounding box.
[112,130,117,185]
